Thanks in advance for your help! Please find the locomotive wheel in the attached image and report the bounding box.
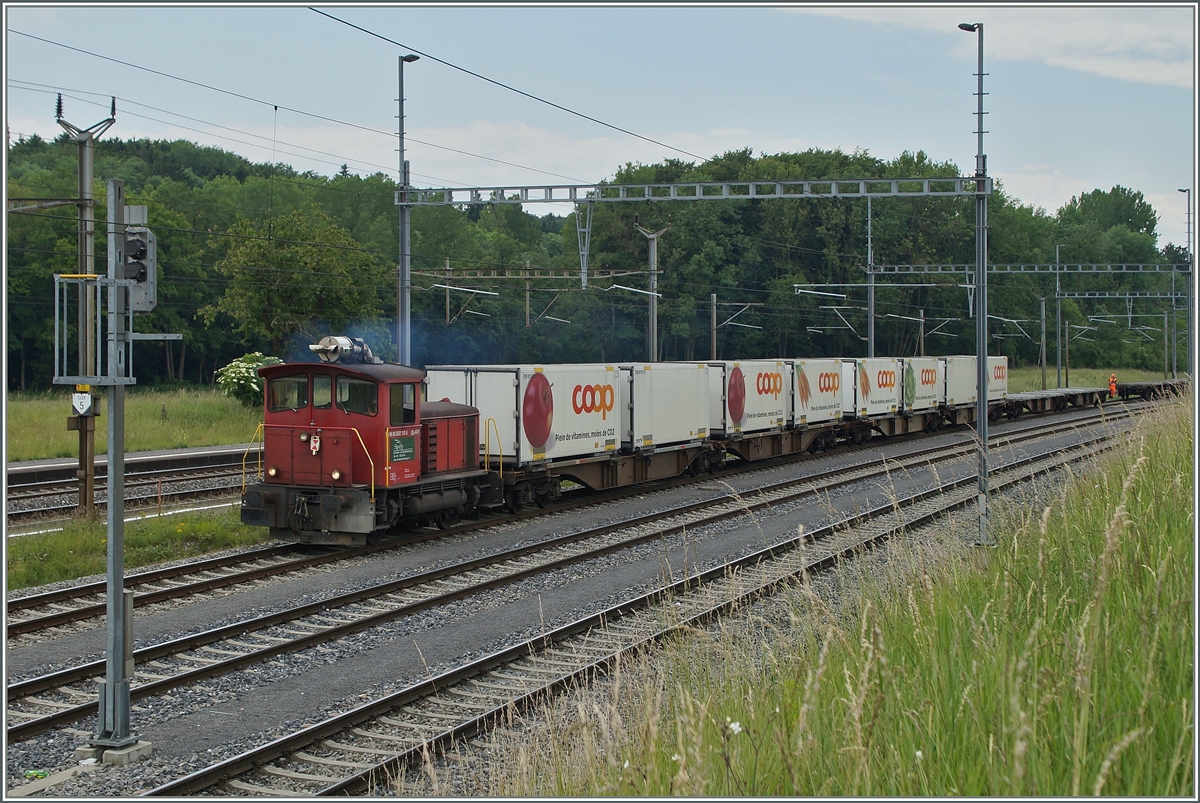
[436,508,460,530]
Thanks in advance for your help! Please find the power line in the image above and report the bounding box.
[7,37,590,185]
[310,8,714,166]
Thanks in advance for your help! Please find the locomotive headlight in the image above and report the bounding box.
[267,467,277,477]
[331,469,342,481]
[299,432,309,442]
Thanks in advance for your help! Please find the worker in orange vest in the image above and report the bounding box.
[1109,373,1118,398]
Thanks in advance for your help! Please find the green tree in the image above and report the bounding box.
[1059,185,1158,237]
[204,209,388,355]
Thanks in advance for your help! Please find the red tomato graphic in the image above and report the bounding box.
[522,373,554,448]
[728,366,746,424]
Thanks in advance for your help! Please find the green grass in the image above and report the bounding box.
[486,396,1194,797]
[6,387,262,462]
[6,506,273,590]
[1007,365,1174,392]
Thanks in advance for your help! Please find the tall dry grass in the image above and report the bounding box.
[477,395,1193,797]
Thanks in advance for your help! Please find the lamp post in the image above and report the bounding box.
[1179,188,1192,377]
[397,53,419,365]
[959,20,990,546]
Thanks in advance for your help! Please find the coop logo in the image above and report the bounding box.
[572,383,615,420]
[756,372,784,398]
[818,372,840,393]
[920,368,938,386]
[876,370,897,389]
[993,365,1007,381]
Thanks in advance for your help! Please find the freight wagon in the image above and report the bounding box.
[240,338,1042,546]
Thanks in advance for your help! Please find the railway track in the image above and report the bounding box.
[6,464,247,523]
[5,401,1134,642]
[5,409,1129,745]
[6,403,1135,647]
[142,416,1124,796]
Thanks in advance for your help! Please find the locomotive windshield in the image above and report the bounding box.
[267,375,307,412]
[313,374,332,409]
[336,376,378,416]
[390,383,416,425]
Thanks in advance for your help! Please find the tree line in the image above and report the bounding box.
[7,134,1187,391]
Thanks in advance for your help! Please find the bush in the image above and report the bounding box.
[215,352,282,407]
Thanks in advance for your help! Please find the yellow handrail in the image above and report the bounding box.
[483,417,502,480]
[241,422,265,495]
[347,427,376,504]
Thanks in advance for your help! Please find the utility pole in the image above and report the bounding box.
[634,215,670,362]
[1065,320,1070,387]
[525,260,531,328]
[397,54,419,365]
[918,309,925,356]
[445,258,451,325]
[57,95,115,515]
[1164,310,1170,379]
[1055,244,1063,388]
[67,180,150,763]
[866,196,875,358]
[1039,296,1047,390]
[1180,188,1193,377]
[1171,271,1178,378]
[711,293,718,360]
[960,20,991,547]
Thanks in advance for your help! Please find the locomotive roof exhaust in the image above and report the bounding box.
[309,335,383,364]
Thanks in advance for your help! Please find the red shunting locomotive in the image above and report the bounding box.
[240,336,493,545]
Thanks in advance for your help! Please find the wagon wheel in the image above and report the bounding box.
[505,490,524,513]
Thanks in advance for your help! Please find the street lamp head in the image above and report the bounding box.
[1179,188,1190,194]
[958,22,979,31]
[402,54,420,63]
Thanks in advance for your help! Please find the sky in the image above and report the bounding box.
[4,3,1197,250]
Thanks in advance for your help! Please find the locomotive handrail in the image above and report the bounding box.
[346,426,375,504]
[483,417,502,480]
[241,422,265,494]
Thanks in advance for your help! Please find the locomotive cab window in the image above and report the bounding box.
[313,375,332,409]
[390,383,416,425]
[336,376,378,416]
[267,375,308,412]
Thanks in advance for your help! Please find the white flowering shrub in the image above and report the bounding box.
[215,352,282,407]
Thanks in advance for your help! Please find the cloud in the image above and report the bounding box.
[791,7,1193,88]
[404,120,822,188]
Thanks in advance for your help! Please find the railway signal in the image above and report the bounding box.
[123,218,157,312]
